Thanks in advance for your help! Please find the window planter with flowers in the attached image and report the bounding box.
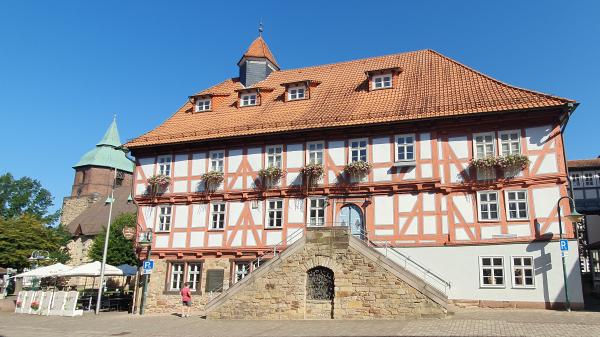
[16,301,22,308]
[30,301,40,312]
[201,171,224,193]
[469,154,530,179]
[147,174,170,196]
[258,167,285,189]
[344,161,372,182]
[300,163,324,187]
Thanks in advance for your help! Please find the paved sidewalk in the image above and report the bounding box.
[1,308,599,337]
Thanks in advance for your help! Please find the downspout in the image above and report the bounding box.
[559,102,579,210]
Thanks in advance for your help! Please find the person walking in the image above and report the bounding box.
[180,282,192,317]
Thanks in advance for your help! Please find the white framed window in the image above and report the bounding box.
[349,139,368,163]
[266,199,283,229]
[479,256,505,288]
[170,263,184,291]
[570,173,582,188]
[505,190,529,220]
[473,132,496,159]
[583,171,597,187]
[307,141,324,165]
[240,93,257,107]
[234,261,251,283]
[187,263,202,291]
[266,145,283,169]
[309,198,326,226]
[288,85,306,100]
[477,191,499,221]
[210,202,226,230]
[210,151,225,172]
[195,98,211,112]
[512,256,535,288]
[158,156,172,176]
[395,134,415,161]
[157,205,172,232]
[499,130,521,156]
[372,74,392,89]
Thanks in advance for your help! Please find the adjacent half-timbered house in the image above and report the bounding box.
[126,35,584,313]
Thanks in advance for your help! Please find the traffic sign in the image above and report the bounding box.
[560,239,568,251]
[143,260,154,275]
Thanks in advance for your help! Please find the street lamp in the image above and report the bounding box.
[95,145,129,315]
[556,195,584,312]
[138,229,153,315]
[28,250,50,290]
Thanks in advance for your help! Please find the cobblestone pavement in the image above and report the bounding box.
[1,308,600,337]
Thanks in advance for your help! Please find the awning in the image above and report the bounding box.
[58,261,123,277]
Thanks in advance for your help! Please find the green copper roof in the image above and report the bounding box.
[74,117,134,173]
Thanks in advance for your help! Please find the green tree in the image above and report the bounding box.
[88,213,138,266]
[0,173,59,224]
[0,215,70,270]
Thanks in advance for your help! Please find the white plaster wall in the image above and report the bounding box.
[532,186,560,219]
[135,183,146,196]
[189,232,204,247]
[286,144,303,168]
[452,194,474,223]
[398,194,418,212]
[173,180,187,193]
[207,233,223,247]
[448,136,468,159]
[374,195,394,225]
[266,230,282,245]
[247,147,262,171]
[251,201,263,226]
[287,199,304,224]
[155,235,169,248]
[422,193,435,212]
[172,232,187,248]
[372,137,391,163]
[141,206,155,229]
[191,153,206,176]
[228,201,244,226]
[328,141,345,166]
[384,240,584,304]
[174,205,188,228]
[421,164,433,178]
[173,154,188,177]
[526,125,552,151]
[537,153,558,175]
[191,204,207,228]
[373,167,391,182]
[138,157,155,179]
[227,149,243,174]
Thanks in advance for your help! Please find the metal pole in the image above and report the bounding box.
[557,196,571,312]
[139,245,151,315]
[95,166,117,315]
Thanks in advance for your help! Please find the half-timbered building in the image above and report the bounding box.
[126,35,584,315]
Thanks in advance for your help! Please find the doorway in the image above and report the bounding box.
[338,204,364,239]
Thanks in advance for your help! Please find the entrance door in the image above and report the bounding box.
[338,204,364,238]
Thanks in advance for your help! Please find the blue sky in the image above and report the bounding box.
[1,1,599,216]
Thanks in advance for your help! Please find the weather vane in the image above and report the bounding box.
[258,20,264,36]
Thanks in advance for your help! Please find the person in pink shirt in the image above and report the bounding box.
[180,282,192,317]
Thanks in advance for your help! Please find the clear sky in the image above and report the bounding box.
[1,1,599,216]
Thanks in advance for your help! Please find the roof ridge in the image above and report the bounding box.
[426,49,573,103]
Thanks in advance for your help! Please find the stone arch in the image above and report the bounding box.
[300,256,343,274]
[306,266,334,301]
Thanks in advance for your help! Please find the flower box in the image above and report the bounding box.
[300,163,324,186]
[202,171,224,192]
[30,301,39,311]
[147,174,170,195]
[344,161,372,178]
[258,167,285,188]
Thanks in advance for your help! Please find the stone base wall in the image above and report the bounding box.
[141,257,231,314]
[206,228,447,319]
[66,236,95,266]
[60,195,98,226]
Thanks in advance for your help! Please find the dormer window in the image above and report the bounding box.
[288,85,306,101]
[372,74,392,89]
[195,98,211,112]
[241,93,257,107]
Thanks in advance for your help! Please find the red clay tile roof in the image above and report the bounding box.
[127,49,573,148]
[240,36,278,67]
[568,158,600,169]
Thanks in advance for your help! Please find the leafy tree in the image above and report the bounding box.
[0,173,59,224]
[0,215,70,270]
[88,213,138,266]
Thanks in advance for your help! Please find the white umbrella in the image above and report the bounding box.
[14,263,72,278]
[59,261,123,277]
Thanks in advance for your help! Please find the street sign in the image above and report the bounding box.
[560,239,568,251]
[142,260,154,275]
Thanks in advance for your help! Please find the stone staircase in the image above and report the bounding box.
[204,227,449,319]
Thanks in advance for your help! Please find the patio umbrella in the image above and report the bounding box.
[14,263,73,278]
[58,261,123,277]
[116,264,137,276]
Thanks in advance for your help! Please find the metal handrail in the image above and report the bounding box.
[354,227,451,295]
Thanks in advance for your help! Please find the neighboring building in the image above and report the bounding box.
[60,118,136,265]
[568,158,600,289]
[126,34,584,316]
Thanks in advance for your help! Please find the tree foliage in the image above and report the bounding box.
[0,215,70,270]
[0,173,59,224]
[88,213,138,266]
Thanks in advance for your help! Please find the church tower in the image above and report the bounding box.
[60,117,134,226]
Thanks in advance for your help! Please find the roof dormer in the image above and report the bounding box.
[365,67,402,91]
[280,80,321,102]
